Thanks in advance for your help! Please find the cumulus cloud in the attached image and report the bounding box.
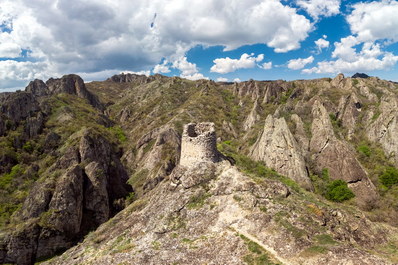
[216,77,228,82]
[261,62,273,70]
[287,56,314,70]
[233,78,241,83]
[0,42,21,58]
[181,73,208,81]
[153,60,171,74]
[297,0,340,20]
[303,1,398,75]
[210,53,264,74]
[172,57,208,80]
[303,40,398,74]
[0,0,313,89]
[315,36,329,52]
[347,0,398,43]
[0,60,56,87]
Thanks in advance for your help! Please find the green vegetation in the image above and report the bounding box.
[325,180,355,202]
[128,169,149,196]
[311,168,355,202]
[107,126,127,142]
[352,79,359,86]
[0,164,22,190]
[379,167,398,188]
[314,234,336,245]
[186,191,211,209]
[143,139,155,154]
[301,245,328,257]
[329,113,342,131]
[218,140,301,192]
[357,143,372,157]
[239,234,280,265]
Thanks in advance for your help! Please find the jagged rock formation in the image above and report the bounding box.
[367,95,398,166]
[0,130,132,265]
[243,100,261,131]
[250,115,313,190]
[310,100,378,207]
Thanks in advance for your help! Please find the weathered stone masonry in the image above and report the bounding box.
[179,122,219,167]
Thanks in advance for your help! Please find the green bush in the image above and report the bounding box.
[357,144,371,157]
[379,167,398,188]
[22,141,34,153]
[0,164,22,190]
[107,126,127,142]
[325,180,355,202]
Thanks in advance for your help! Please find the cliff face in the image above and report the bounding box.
[2,73,398,264]
[250,115,312,191]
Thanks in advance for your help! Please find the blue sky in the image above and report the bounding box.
[1,0,398,90]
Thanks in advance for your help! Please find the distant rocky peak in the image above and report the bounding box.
[24,74,103,110]
[107,73,166,84]
[352,73,370,78]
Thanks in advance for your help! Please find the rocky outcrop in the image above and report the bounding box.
[367,95,398,166]
[291,114,310,153]
[310,100,378,207]
[1,130,132,265]
[0,91,40,123]
[46,74,103,109]
[243,100,260,131]
[107,73,166,84]
[250,115,313,190]
[331,73,353,90]
[26,79,49,97]
[337,92,361,140]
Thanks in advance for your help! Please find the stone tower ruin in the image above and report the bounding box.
[179,122,219,167]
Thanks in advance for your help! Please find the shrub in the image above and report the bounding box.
[107,126,127,142]
[357,144,371,157]
[379,167,398,188]
[325,180,355,202]
[22,141,34,153]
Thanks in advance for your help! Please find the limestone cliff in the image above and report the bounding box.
[250,115,313,190]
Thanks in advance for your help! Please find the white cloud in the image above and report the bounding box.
[261,62,272,69]
[121,70,151,76]
[331,36,359,62]
[0,0,313,89]
[181,73,208,81]
[0,42,21,58]
[173,57,199,76]
[287,56,314,70]
[172,57,207,80]
[315,37,329,52]
[303,1,398,75]
[303,53,398,74]
[233,78,241,83]
[303,39,398,74]
[347,0,398,43]
[297,0,340,20]
[153,60,170,74]
[210,53,264,74]
[0,60,56,88]
[216,77,228,82]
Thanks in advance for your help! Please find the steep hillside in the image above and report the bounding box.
[2,73,398,264]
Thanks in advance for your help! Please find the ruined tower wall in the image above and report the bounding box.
[180,122,219,167]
